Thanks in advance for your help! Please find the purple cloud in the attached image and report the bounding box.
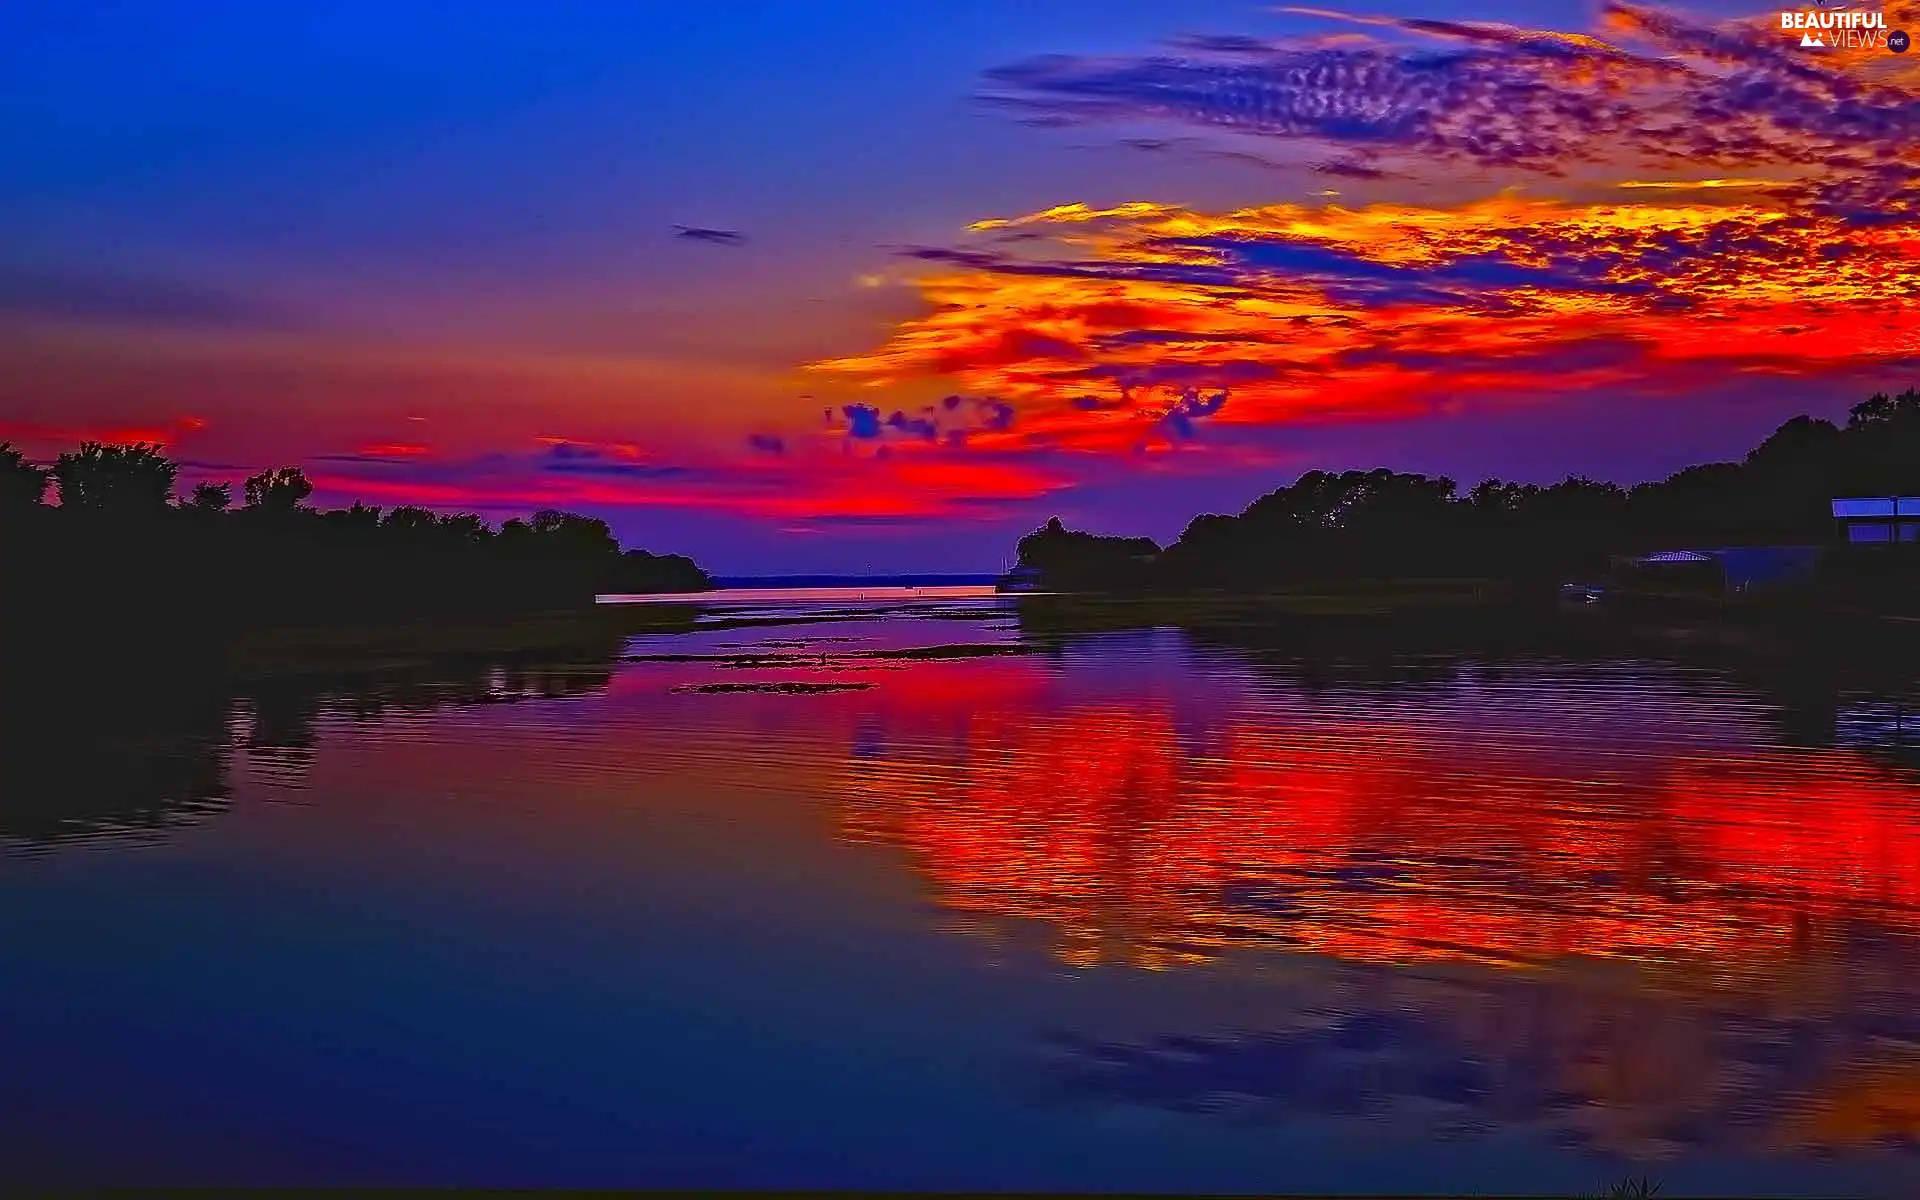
[975,0,1920,211]
[673,225,747,246]
[1156,389,1231,440]
[841,404,884,439]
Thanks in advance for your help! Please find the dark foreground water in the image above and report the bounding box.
[5,591,1920,1194]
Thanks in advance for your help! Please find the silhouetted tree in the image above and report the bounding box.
[1846,387,1920,432]
[1467,479,1537,513]
[381,505,439,534]
[607,547,710,593]
[1747,415,1842,473]
[51,442,176,514]
[1843,388,1920,494]
[0,442,48,511]
[531,509,620,555]
[437,512,490,546]
[1016,515,1160,589]
[320,501,382,531]
[243,466,314,512]
[185,481,233,512]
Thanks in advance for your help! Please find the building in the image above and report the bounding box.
[1832,497,1920,545]
[1618,546,1824,595]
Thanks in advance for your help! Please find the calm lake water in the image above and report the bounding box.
[5,588,1920,1193]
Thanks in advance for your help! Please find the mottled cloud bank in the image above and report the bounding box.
[983,1,1920,212]
[805,4,1920,466]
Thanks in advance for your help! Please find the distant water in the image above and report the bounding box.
[599,583,1003,608]
[4,599,1920,1193]
[709,572,1000,589]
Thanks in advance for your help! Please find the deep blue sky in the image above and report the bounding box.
[2,0,1904,571]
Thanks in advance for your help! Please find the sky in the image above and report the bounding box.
[3,0,1919,572]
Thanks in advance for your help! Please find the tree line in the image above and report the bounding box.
[1015,387,1920,593]
[0,441,711,641]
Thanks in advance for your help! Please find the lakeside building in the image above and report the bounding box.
[1832,497,1920,544]
[1619,546,1825,594]
[1610,545,1824,598]
[1603,497,1920,598]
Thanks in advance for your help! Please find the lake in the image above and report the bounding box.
[4,587,1919,1193]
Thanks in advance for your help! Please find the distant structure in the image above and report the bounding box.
[1606,497,1920,598]
[1622,546,1824,594]
[1832,497,1920,545]
[994,565,1043,593]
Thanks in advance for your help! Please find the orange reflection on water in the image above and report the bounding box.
[833,701,1920,976]
[1670,758,1920,921]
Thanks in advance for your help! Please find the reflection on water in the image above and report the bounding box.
[0,658,613,851]
[601,583,1006,612]
[0,681,235,849]
[836,675,1920,971]
[828,637,1920,1160]
[4,592,1920,1190]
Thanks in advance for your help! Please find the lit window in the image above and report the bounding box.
[1833,498,1897,518]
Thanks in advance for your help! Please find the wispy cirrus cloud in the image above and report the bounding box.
[981,2,1920,203]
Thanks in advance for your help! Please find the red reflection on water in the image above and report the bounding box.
[834,701,1920,974]
[1670,758,1920,919]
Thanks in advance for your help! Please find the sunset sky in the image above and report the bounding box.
[4,0,1918,571]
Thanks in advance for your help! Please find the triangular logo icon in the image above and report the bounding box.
[1801,31,1826,47]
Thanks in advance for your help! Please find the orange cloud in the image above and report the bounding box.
[353,441,431,459]
[812,190,1918,459]
[794,2,1920,486]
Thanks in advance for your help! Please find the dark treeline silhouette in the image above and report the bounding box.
[1013,387,1920,595]
[1015,517,1161,590]
[0,441,711,657]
